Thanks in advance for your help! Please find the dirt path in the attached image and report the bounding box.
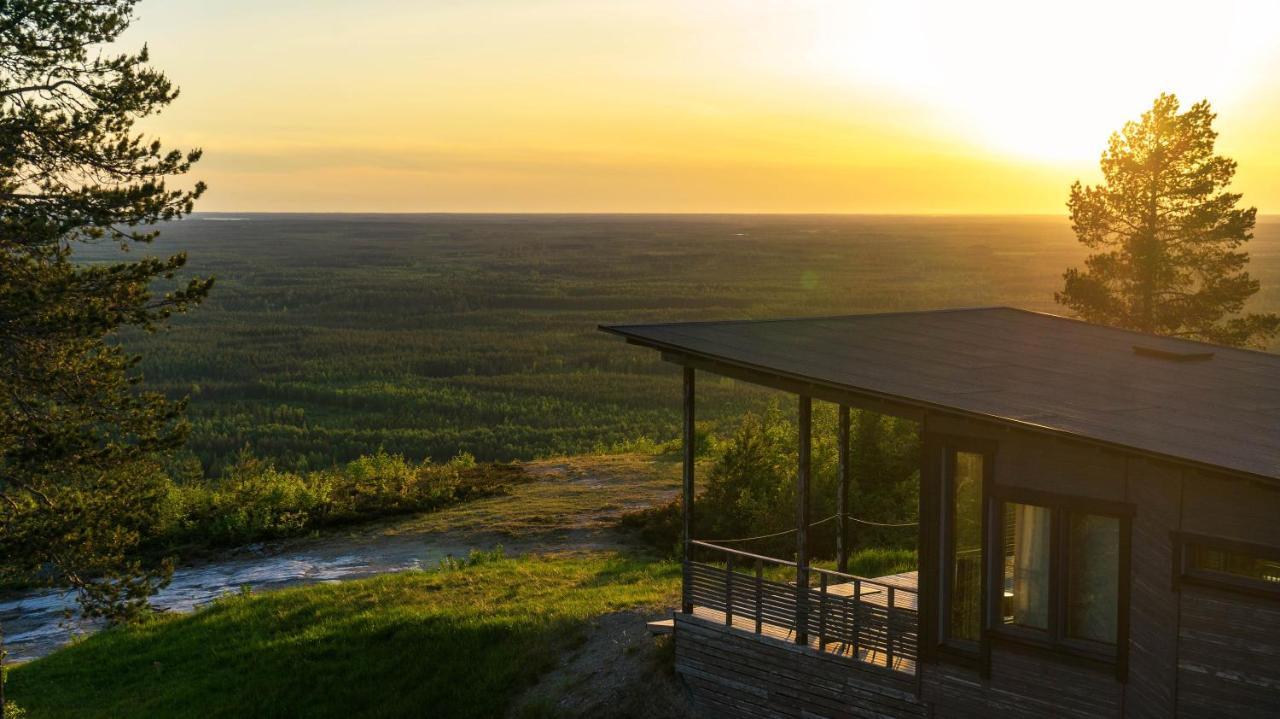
[1,454,679,662]
[507,610,704,719]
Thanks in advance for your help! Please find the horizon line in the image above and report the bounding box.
[186,210,1280,218]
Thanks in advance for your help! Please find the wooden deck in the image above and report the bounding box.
[826,571,919,610]
[689,570,918,674]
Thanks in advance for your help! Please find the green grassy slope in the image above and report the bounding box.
[8,554,680,719]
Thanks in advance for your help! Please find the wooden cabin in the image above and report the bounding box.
[601,307,1280,718]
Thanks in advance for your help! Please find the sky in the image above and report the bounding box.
[123,0,1280,214]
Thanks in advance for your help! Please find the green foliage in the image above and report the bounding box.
[7,554,680,719]
[438,545,506,571]
[623,404,920,561]
[0,0,209,626]
[74,213,1174,476]
[835,547,917,579]
[152,450,517,550]
[699,403,919,559]
[1060,94,1280,347]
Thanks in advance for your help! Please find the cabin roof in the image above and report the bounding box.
[601,307,1280,483]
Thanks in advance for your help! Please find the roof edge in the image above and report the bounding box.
[599,316,1280,486]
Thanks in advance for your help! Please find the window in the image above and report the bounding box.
[1067,514,1120,644]
[942,449,985,647]
[1002,502,1051,631]
[989,492,1130,663]
[1178,533,1280,598]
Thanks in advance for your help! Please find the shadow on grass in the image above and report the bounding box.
[10,556,680,719]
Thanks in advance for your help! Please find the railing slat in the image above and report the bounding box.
[754,559,763,634]
[725,555,735,627]
[886,586,896,670]
[818,573,828,650]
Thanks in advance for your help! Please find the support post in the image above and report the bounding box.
[837,404,851,574]
[681,366,695,614]
[795,395,812,644]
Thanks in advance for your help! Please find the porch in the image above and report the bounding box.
[685,541,919,674]
[600,315,941,716]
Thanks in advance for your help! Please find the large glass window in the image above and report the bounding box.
[986,493,1128,663]
[946,450,984,643]
[1002,503,1051,631]
[1066,513,1119,644]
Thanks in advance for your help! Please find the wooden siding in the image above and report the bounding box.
[1122,460,1182,716]
[1177,471,1280,717]
[674,613,927,718]
[926,646,1123,718]
[1176,585,1280,717]
[670,421,1280,716]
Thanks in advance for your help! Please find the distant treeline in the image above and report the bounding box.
[95,214,1280,475]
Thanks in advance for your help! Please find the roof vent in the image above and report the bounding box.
[1132,345,1214,362]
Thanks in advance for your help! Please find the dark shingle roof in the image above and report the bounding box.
[601,307,1280,482]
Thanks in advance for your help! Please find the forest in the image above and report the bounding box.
[93,212,1278,477]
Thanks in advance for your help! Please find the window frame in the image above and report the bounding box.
[934,437,995,662]
[994,499,1056,642]
[1174,531,1280,600]
[986,486,1133,675]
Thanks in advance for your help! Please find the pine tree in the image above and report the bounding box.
[1058,94,1279,348]
[0,0,209,633]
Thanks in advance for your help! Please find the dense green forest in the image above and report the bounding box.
[88,214,1280,476]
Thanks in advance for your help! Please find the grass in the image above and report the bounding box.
[7,553,681,719]
[379,454,681,538]
[722,548,918,585]
[6,542,914,718]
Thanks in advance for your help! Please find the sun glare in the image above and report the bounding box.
[117,0,1280,212]
[804,0,1280,164]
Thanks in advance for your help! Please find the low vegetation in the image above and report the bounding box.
[91,213,1154,476]
[622,404,920,563]
[152,449,521,551]
[0,451,524,591]
[7,553,680,719]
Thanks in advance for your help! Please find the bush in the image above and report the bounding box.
[152,450,521,549]
[438,545,506,571]
[621,403,920,562]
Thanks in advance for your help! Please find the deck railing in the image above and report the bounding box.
[686,540,918,674]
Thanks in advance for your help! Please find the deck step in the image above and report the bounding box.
[647,618,675,636]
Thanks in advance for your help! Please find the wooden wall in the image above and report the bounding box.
[918,415,1280,718]
[919,415,1132,716]
[1122,459,1182,717]
[674,411,1280,718]
[674,613,926,719]
[1177,472,1280,717]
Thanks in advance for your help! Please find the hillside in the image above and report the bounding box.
[8,553,688,719]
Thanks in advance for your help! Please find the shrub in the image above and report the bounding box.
[152,450,520,549]
[621,403,920,562]
[438,545,506,571]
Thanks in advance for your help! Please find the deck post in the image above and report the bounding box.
[795,395,812,644]
[837,404,851,574]
[682,366,695,614]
